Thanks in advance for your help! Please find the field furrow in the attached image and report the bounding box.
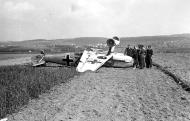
[7,67,190,121]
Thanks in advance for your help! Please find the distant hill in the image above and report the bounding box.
[54,37,107,46]
[168,33,190,38]
[0,37,107,53]
[120,34,190,53]
[1,37,107,49]
[0,34,190,53]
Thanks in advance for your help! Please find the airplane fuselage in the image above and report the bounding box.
[32,52,133,68]
[104,53,133,68]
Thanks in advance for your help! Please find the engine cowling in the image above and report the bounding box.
[106,37,120,47]
[106,39,115,47]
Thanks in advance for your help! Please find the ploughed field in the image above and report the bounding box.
[0,37,190,121]
[4,52,190,121]
[153,53,190,83]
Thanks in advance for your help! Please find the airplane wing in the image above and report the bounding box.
[76,50,112,72]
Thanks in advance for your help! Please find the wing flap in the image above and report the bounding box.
[76,50,112,72]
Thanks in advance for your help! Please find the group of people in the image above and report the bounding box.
[124,44,153,69]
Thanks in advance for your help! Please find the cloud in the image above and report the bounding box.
[1,1,35,20]
[69,0,107,19]
[0,0,36,21]
[4,1,35,12]
[0,0,190,41]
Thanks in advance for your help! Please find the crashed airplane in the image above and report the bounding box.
[31,36,133,72]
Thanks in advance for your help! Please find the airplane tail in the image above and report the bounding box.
[31,54,46,67]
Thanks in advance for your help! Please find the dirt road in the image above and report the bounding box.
[8,67,190,121]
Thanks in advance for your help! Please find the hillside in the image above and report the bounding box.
[119,35,190,53]
[0,34,190,53]
[1,37,107,49]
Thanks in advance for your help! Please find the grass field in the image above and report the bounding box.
[0,54,36,61]
[0,65,78,119]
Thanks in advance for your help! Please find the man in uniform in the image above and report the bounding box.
[132,46,138,69]
[145,45,153,68]
[138,45,146,69]
[124,44,132,57]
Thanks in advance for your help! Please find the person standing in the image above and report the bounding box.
[124,45,132,57]
[145,45,153,68]
[132,46,138,69]
[138,45,146,69]
[137,45,140,68]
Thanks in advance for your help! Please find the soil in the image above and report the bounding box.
[7,67,190,121]
[153,53,190,82]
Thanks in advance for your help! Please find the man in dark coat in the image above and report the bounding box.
[132,46,138,69]
[138,45,146,69]
[124,45,132,57]
[137,45,140,68]
[145,45,153,68]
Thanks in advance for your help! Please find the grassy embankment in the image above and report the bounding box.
[0,65,78,119]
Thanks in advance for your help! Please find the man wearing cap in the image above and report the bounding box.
[138,45,146,69]
[132,46,138,69]
[145,45,153,68]
[124,44,133,57]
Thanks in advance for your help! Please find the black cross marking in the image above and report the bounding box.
[62,55,74,66]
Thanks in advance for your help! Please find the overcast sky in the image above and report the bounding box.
[0,0,190,41]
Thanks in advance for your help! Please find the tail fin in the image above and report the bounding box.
[31,54,46,67]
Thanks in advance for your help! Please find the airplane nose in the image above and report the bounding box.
[107,39,115,47]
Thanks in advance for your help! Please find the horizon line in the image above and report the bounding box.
[1,33,190,42]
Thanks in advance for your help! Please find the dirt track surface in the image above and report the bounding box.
[8,67,190,121]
